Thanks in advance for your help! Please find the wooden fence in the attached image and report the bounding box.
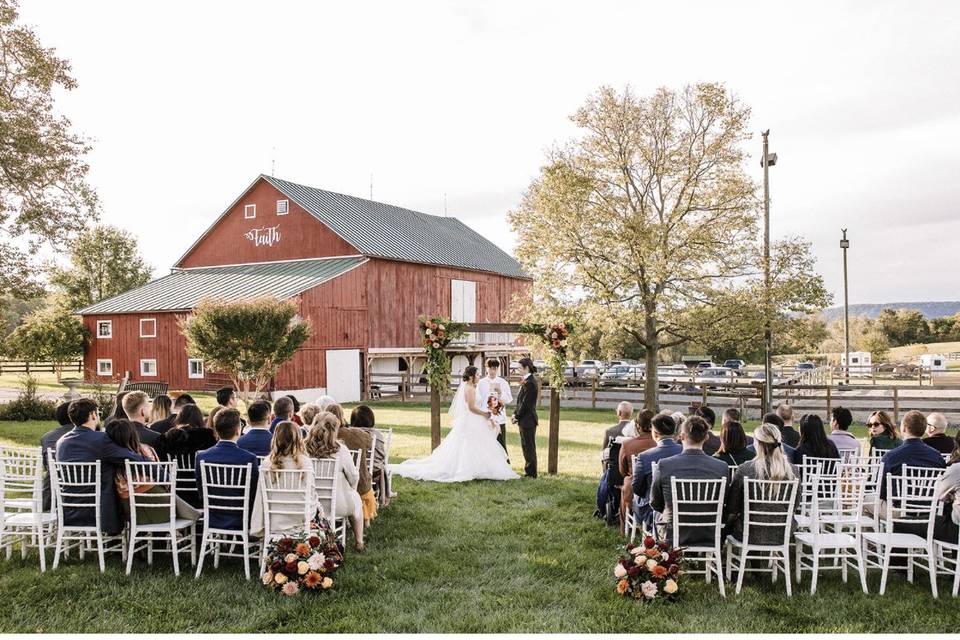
[0,360,83,375]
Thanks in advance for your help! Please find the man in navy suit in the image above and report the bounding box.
[630,413,682,533]
[879,410,946,501]
[237,400,273,456]
[55,398,145,535]
[196,409,259,532]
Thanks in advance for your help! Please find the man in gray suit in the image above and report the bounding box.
[650,415,729,545]
[602,402,634,450]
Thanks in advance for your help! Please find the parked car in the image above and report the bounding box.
[796,362,816,371]
[656,365,693,390]
[577,360,605,376]
[695,361,716,371]
[694,367,738,389]
[723,359,746,370]
[599,364,644,387]
[749,370,788,386]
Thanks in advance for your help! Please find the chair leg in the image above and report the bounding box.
[952,550,960,598]
[189,525,197,566]
[855,546,869,594]
[171,530,181,578]
[841,547,849,583]
[927,546,939,599]
[95,531,105,574]
[52,530,64,569]
[37,527,46,573]
[195,533,208,579]
[907,553,915,583]
[796,542,803,584]
[735,547,748,595]
[783,548,793,597]
[725,541,732,581]
[809,547,819,595]
[125,532,136,575]
[715,553,726,598]
[879,547,892,595]
[242,536,251,582]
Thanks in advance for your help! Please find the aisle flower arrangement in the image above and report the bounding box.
[261,525,343,596]
[518,321,573,390]
[418,315,467,395]
[614,536,685,602]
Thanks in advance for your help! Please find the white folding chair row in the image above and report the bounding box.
[373,427,394,501]
[623,454,639,543]
[124,460,196,577]
[795,457,842,532]
[671,477,727,596]
[195,461,257,580]
[1,446,55,571]
[259,467,314,575]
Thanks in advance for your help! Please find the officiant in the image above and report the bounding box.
[476,358,513,455]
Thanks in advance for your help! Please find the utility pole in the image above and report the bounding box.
[841,229,851,385]
[761,130,777,413]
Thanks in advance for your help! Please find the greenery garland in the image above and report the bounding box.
[418,315,467,396]
[518,321,573,390]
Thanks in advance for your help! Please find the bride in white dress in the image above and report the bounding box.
[390,366,519,482]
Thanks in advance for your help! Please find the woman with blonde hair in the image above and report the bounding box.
[724,423,797,545]
[149,394,172,425]
[867,410,902,454]
[306,412,365,550]
[250,421,315,538]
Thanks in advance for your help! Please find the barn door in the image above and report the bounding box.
[451,279,476,343]
[325,349,361,402]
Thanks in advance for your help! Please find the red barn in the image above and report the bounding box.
[78,175,530,400]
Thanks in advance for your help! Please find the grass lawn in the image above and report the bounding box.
[0,404,952,633]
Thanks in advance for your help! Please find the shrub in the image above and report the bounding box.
[0,376,57,421]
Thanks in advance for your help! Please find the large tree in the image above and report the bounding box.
[511,84,828,408]
[0,0,97,298]
[3,306,87,379]
[47,225,153,311]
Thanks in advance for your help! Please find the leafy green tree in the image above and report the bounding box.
[4,307,87,379]
[47,225,153,311]
[877,308,929,346]
[0,0,98,298]
[0,294,43,339]
[179,298,311,402]
[860,326,891,361]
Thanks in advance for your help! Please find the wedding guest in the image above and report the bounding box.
[122,391,167,460]
[149,394,172,425]
[750,412,798,459]
[724,423,797,545]
[216,386,247,430]
[108,391,129,421]
[315,395,336,411]
[350,404,390,506]
[694,406,721,456]
[714,420,756,466]
[286,394,304,426]
[195,409,259,532]
[328,402,377,523]
[650,416,728,544]
[670,411,686,430]
[868,410,902,454]
[878,411,945,501]
[722,408,753,446]
[164,404,217,458]
[934,457,960,543]
[206,405,224,430]
[250,421,316,537]
[151,394,195,435]
[923,412,956,455]
[603,402,633,450]
[106,418,168,525]
[237,400,273,457]
[618,408,656,478]
[270,396,295,432]
[626,414,681,534]
[56,398,145,535]
[777,404,801,448]
[828,406,860,457]
[306,411,365,551]
[792,414,840,468]
[40,402,73,511]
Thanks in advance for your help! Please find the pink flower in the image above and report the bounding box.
[281,581,299,596]
[641,580,658,599]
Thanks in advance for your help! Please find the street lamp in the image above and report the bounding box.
[841,229,850,385]
[761,130,777,414]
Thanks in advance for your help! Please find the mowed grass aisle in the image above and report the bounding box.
[0,403,958,632]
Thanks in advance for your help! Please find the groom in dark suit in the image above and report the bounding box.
[511,357,539,478]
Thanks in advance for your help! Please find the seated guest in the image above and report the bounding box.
[670,411,686,430]
[149,394,172,425]
[206,405,224,430]
[286,394,304,426]
[55,399,145,535]
[164,404,217,458]
[108,391,129,421]
[934,431,960,543]
[749,413,797,459]
[270,396,295,433]
[724,423,797,545]
[694,406,721,456]
[122,391,167,460]
[828,406,860,457]
[714,420,756,466]
[195,409,259,532]
[777,403,801,448]
[923,412,956,455]
[351,404,390,507]
[618,408,656,477]
[650,416,728,544]
[626,414,681,534]
[603,402,634,450]
[792,414,840,468]
[237,400,273,457]
[40,402,74,511]
[868,410,902,455]
[326,402,377,523]
[315,395,336,411]
[878,410,946,502]
[306,411,365,550]
[216,386,247,430]
[723,408,753,446]
[151,394,195,435]
[250,421,316,537]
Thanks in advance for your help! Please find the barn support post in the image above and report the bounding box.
[548,388,560,475]
[430,385,442,450]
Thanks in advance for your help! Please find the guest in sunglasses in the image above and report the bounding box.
[867,410,902,455]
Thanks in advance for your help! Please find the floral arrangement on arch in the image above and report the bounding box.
[418,315,467,395]
[614,536,685,602]
[518,321,573,390]
[261,525,342,596]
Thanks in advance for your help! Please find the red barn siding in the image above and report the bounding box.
[177,179,359,269]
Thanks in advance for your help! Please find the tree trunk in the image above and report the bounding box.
[643,314,659,411]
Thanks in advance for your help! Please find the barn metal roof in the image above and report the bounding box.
[77,256,367,315]
[262,175,528,279]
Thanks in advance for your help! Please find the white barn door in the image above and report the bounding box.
[451,279,476,343]
[325,349,361,402]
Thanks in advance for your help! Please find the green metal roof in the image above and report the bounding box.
[77,256,366,315]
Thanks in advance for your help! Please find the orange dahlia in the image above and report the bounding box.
[295,543,311,556]
[304,571,323,589]
[616,579,629,594]
[652,564,668,578]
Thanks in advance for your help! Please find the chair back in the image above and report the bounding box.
[943,453,953,463]
[742,478,799,547]
[348,448,362,471]
[797,456,841,516]
[871,448,890,459]
[839,448,861,464]
[199,461,254,533]
[670,477,726,548]
[374,428,393,467]
[0,445,43,512]
[366,434,377,478]
[810,466,868,534]
[728,464,739,483]
[311,457,340,526]
[50,456,101,530]
[125,460,177,528]
[884,469,939,537]
[173,452,198,501]
[259,467,314,540]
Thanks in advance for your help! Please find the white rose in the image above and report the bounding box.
[629,546,645,556]
[308,552,325,571]
[614,563,627,578]
[641,580,658,599]
[438,324,445,330]
[664,579,678,594]
[432,342,440,348]
[646,559,658,571]
[284,553,298,563]
[425,328,433,335]
[661,552,669,562]
[560,340,567,346]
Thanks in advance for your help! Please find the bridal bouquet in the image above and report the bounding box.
[486,395,504,417]
[261,525,342,596]
[614,536,685,602]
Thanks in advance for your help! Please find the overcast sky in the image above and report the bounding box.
[20,0,960,305]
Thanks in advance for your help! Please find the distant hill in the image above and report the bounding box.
[821,301,960,322]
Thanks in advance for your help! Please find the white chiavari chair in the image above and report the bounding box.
[195,461,256,580]
[671,477,727,596]
[124,460,196,576]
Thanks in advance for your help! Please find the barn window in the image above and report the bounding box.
[188,358,204,379]
[139,318,156,338]
[96,359,112,376]
[140,359,157,377]
[276,199,289,215]
[244,204,256,219]
[96,320,112,339]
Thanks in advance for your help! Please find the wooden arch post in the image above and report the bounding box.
[427,322,562,475]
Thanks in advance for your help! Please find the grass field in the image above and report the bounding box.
[0,404,954,633]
